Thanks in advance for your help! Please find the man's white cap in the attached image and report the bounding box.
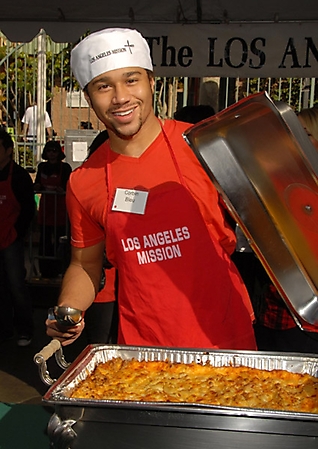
[71,28,153,89]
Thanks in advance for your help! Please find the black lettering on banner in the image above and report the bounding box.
[279,38,301,68]
[225,37,248,69]
[145,36,160,67]
[144,34,317,73]
[249,37,266,69]
[178,46,193,68]
[304,37,318,68]
[207,38,223,67]
[161,36,177,67]
[157,36,193,68]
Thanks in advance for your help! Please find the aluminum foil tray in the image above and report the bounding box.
[43,344,318,420]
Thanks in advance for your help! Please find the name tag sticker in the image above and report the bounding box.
[112,188,149,215]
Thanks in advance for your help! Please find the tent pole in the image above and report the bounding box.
[36,29,47,163]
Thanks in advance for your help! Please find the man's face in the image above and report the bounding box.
[85,67,155,139]
[0,140,11,170]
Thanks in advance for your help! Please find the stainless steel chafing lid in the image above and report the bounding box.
[183,91,318,329]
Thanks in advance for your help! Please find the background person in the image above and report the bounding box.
[46,27,256,351]
[80,121,94,130]
[0,129,35,346]
[34,140,72,278]
[22,102,53,158]
[298,106,318,151]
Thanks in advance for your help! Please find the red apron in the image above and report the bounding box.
[38,164,67,226]
[0,161,20,250]
[105,127,256,350]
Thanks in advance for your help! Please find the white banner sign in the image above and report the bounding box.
[134,23,318,78]
[3,21,317,78]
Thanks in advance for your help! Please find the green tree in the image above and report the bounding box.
[239,77,318,111]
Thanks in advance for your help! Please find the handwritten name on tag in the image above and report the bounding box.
[112,188,149,215]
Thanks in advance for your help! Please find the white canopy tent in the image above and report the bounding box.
[1,1,318,42]
[1,0,318,151]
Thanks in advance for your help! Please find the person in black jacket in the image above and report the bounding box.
[0,129,35,346]
[34,140,72,278]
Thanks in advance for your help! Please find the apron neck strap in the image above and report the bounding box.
[158,119,186,186]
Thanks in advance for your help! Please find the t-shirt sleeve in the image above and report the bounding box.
[45,111,52,128]
[66,180,105,248]
[21,109,29,124]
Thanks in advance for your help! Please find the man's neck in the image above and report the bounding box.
[108,115,162,158]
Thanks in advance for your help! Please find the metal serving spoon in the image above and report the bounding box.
[48,306,83,327]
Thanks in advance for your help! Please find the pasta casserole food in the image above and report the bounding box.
[69,357,318,414]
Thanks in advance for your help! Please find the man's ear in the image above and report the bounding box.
[150,77,155,95]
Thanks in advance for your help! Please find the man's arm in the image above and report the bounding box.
[59,242,105,308]
[46,241,105,345]
[46,126,53,140]
[22,122,29,141]
[45,111,53,140]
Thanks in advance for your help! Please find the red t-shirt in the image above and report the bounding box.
[66,119,256,349]
[67,119,236,256]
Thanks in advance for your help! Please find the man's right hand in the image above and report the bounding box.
[46,318,85,346]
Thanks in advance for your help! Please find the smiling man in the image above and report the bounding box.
[46,28,257,350]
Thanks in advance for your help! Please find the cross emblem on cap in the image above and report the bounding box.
[124,40,135,54]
